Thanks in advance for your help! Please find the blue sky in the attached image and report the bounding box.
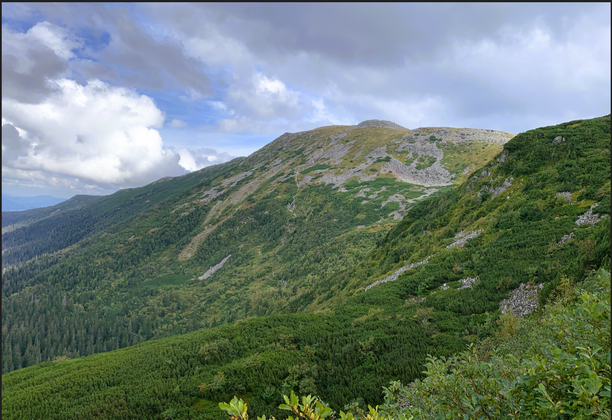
[2,3,610,198]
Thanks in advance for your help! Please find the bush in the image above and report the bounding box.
[381,269,611,419]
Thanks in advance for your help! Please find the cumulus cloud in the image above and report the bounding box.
[2,22,78,103]
[177,147,234,172]
[2,78,188,190]
[222,73,307,121]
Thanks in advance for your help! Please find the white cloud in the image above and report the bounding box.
[27,21,81,60]
[2,21,79,74]
[177,147,234,171]
[220,73,307,122]
[308,98,354,126]
[177,148,198,171]
[208,100,227,111]
[2,78,187,188]
[168,118,187,128]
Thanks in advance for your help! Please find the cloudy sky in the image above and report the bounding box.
[2,3,610,199]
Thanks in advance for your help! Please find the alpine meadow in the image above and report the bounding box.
[2,115,610,419]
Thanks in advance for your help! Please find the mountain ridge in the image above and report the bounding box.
[1,121,515,372]
[1,115,610,420]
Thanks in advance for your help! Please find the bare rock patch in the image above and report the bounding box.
[500,283,544,317]
[199,255,232,280]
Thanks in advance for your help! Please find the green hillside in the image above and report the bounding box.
[1,122,512,372]
[2,116,609,419]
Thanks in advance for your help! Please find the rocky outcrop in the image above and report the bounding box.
[478,177,513,198]
[406,127,514,145]
[405,296,425,304]
[198,187,225,204]
[319,163,369,188]
[366,146,389,159]
[199,255,232,280]
[576,203,601,227]
[380,158,453,187]
[557,232,575,246]
[557,192,574,204]
[458,277,478,290]
[446,230,482,249]
[365,256,431,291]
[297,175,313,187]
[221,170,253,188]
[499,283,544,317]
[356,120,408,130]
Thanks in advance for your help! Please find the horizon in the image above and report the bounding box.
[2,3,610,199]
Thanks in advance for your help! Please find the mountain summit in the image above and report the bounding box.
[356,119,408,130]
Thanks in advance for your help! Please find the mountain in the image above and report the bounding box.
[1,194,68,212]
[1,116,610,420]
[1,121,512,368]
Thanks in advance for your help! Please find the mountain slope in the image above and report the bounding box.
[1,121,513,373]
[2,115,609,420]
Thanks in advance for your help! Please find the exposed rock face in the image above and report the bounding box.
[199,187,225,204]
[199,255,232,280]
[355,188,371,198]
[319,163,369,188]
[356,120,408,130]
[396,138,444,159]
[576,203,601,227]
[552,136,566,144]
[171,202,191,214]
[221,170,253,188]
[478,177,513,198]
[557,192,574,203]
[297,175,313,187]
[408,127,514,145]
[446,230,482,249]
[366,146,389,159]
[364,256,431,291]
[380,158,452,187]
[500,283,544,317]
[458,277,478,290]
[558,232,575,246]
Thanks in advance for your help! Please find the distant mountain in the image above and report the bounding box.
[1,194,67,212]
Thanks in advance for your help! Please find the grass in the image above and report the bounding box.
[301,164,332,174]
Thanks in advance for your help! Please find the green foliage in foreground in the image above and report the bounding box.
[383,268,611,420]
[220,269,611,420]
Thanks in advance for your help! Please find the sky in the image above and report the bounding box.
[2,3,610,199]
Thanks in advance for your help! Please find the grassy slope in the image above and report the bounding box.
[2,116,610,419]
[1,124,509,373]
